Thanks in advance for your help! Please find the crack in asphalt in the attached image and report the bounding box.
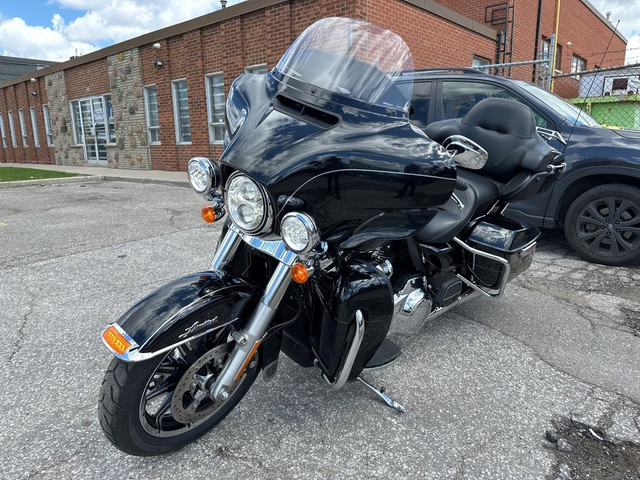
[453,311,640,408]
[25,441,91,479]
[1,288,37,371]
[453,430,503,480]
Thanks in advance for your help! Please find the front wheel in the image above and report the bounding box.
[564,184,640,266]
[98,330,260,456]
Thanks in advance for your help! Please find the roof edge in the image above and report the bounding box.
[581,0,627,44]
[402,0,497,40]
[0,0,287,89]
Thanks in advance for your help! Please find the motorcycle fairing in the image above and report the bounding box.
[221,73,456,246]
[102,273,260,362]
[311,260,394,381]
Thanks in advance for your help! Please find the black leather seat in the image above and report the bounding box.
[416,98,560,243]
[416,170,499,243]
[425,98,558,201]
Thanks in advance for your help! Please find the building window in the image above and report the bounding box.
[172,79,191,143]
[0,113,6,148]
[143,85,161,144]
[8,111,16,147]
[542,37,562,71]
[18,109,28,147]
[471,56,491,69]
[571,55,586,74]
[206,73,226,143]
[104,94,116,144]
[245,63,268,74]
[30,107,40,147]
[43,105,53,146]
[69,95,115,146]
[70,100,83,145]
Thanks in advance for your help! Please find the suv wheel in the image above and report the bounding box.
[564,184,640,266]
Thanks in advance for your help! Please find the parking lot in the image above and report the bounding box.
[1,180,639,479]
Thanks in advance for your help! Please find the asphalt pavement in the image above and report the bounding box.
[0,179,638,479]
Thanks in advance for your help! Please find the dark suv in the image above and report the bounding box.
[400,69,640,266]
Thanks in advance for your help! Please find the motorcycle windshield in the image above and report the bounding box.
[274,17,414,112]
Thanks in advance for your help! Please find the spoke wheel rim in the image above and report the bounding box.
[138,332,249,438]
[575,196,640,258]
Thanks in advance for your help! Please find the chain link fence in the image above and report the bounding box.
[558,64,640,129]
[474,56,640,130]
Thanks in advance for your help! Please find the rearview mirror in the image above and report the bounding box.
[442,135,488,170]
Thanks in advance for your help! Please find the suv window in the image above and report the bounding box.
[409,81,431,129]
[441,80,551,129]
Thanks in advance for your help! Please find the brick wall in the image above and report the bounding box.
[66,59,110,99]
[434,0,626,97]
[1,0,627,170]
[0,77,54,164]
[365,0,496,67]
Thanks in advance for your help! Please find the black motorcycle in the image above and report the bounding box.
[98,17,564,456]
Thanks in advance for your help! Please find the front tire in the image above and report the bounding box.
[564,184,640,266]
[98,332,260,456]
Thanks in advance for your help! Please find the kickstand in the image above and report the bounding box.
[357,376,407,413]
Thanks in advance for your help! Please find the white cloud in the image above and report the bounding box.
[0,0,246,61]
[589,0,640,64]
[0,16,98,61]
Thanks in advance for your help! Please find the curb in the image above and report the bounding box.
[0,175,105,189]
[102,176,190,187]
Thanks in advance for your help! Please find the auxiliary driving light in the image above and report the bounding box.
[280,212,319,254]
[187,157,220,196]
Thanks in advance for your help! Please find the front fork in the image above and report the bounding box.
[208,226,294,401]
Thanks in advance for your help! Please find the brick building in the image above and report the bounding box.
[0,0,625,171]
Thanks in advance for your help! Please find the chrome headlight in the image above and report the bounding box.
[187,157,220,196]
[281,212,320,254]
[226,173,271,233]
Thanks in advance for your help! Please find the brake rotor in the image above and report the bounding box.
[170,343,235,424]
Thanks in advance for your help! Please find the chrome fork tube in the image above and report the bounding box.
[210,228,243,275]
[209,261,293,401]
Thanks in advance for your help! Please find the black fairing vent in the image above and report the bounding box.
[274,94,339,129]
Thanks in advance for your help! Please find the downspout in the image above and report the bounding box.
[550,0,561,92]
[532,0,544,82]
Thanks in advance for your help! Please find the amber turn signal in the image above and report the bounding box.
[102,326,131,355]
[202,206,216,223]
[291,263,309,284]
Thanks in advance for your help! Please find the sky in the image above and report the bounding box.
[0,0,638,65]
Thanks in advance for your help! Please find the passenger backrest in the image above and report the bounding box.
[425,98,555,184]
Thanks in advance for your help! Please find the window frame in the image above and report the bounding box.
[8,111,17,147]
[471,55,491,69]
[30,107,40,147]
[69,94,116,146]
[205,72,226,144]
[18,108,28,147]
[42,104,53,147]
[143,85,161,145]
[0,113,7,148]
[245,63,268,75]
[69,99,83,146]
[172,78,192,144]
[571,55,586,75]
[436,79,555,130]
[542,37,562,72]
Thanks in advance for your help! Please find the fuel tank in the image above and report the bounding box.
[220,73,456,246]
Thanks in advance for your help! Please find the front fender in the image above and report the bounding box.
[101,272,260,362]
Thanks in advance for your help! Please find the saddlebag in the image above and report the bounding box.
[464,215,540,288]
